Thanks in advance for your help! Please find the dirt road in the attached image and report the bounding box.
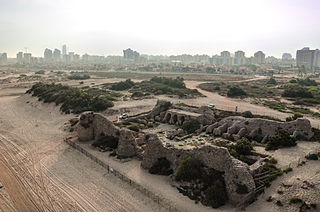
[0,94,162,212]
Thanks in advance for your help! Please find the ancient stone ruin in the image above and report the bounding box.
[76,111,139,157]
[74,100,315,208]
[141,133,256,205]
[205,116,313,142]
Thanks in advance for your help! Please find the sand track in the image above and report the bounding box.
[0,95,161,212]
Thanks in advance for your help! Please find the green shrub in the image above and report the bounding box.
[203,181,228,208]
[265,130,297,150]
[282,86,313,98]
[92,135,119,149]
[149,158,173,176]
[298,78,317,86]
[289,79,297,83]
[128,124,140,132]
[242,111,253,118]
[131,91,144,98]
[267,77,277,85]
[269,157,278,164]
[283,167,293,173]
[276,200,283,206]
[182,119,201,134]
[305,153,318,160]
[150,76,185,88]
[35,70,45,74]
[67,74,90,80]
[227,86,247,97]
[175,156,202,181]
[26,83,116,114]
[234,138,253,155]
[110,79,135,91]
[289,197,303,204]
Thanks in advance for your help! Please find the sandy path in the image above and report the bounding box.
[0,95,162,212]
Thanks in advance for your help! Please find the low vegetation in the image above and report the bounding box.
[182,119,201,134]
[27,82,121,114]
[110,79,135,91]
[227,86,247,97]
[92,135,119,149]
[35,70,45,74]
[175,156,228,208]
[265,130,297,151]
[106,77,202,98]
[67,73,90,80]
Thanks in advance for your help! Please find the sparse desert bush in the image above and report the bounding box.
[128,124,140,132]
[26,83,117,114]
[67,74,90,80]
[269,157,278,164]
[149,158,173,176]
[182,119,201,134]
[92,135,119,149]
[297,78,317,86]
[289,197,303,204]
[35,70,45,74]
[233,138,253,155]
[110,79,135,91]
[242,111,253,118]
[282,86,313,98]
[203,180,228,208]
[227,86,247,97]
[265,129,297,151]
[283,167,293,173]
[267,77,277,85]
[286,113,303,122]
[131,91,144,98]
[175,156,202,181]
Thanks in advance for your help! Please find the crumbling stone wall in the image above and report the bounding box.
[206,116,313,141]
[76,111,137,157]
[141,134,256,205]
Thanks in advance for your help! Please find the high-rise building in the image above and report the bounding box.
[17,52,23,64]
[296,47,320,71]
[53,49,61,62]
[254,51,266,64]
[0,53,8,65]
[234,51,246,65]
[62,44,67,55]
[220,51,232,65]
[23,53,32,64]
[123,48,140,61]
[44,48,53,62]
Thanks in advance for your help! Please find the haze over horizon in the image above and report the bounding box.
[1,0,320,58]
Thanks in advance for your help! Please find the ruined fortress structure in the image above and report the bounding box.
[76,100,314,206]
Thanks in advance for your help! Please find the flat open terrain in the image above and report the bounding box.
[0,93,163,212]
[0,71,320,212]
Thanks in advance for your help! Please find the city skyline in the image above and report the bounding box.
[1,0,320,57]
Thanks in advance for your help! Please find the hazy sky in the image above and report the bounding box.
[1,0,320,57]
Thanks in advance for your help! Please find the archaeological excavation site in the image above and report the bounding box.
[72,99,317,210]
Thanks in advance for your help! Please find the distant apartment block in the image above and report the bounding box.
[296,47,320,71]
[123,48,140,61]
[53,49,61,62]
[254,51,265,64]
[220,51,232,65]
[62,44,67,55]
[234,51,246,65]
[23,53,32,64]
[0,53,8,65]
[17,52,23,64]
[44,48,53,62]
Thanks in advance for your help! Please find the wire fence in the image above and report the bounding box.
[66,140,179,212]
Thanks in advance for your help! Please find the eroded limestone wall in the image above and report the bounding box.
[141,134,256,205]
